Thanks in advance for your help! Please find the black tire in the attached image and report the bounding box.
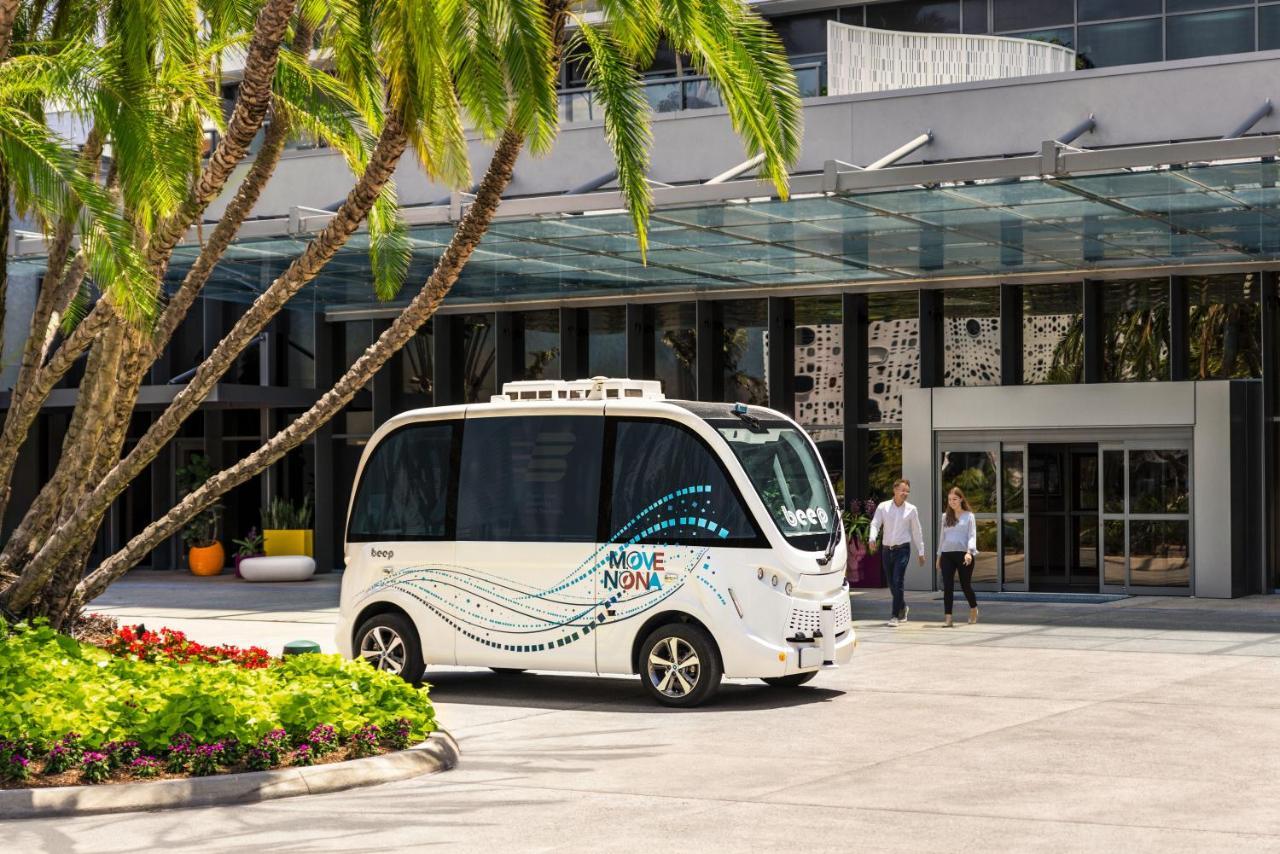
[761,671,818,688]
[355,613,425,685]
[490,667,528,676]
[639,623,722,708]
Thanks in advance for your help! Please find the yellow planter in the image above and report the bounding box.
[263,529,314,557]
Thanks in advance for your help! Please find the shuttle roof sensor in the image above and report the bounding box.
[494,377,665,403]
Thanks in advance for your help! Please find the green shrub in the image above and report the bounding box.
[0,622,436,753]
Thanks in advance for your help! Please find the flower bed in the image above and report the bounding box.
[0,618,433,789]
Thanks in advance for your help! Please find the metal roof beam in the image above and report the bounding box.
[1224,99,1273,139]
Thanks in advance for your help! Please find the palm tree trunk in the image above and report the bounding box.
[0,0,20,62]
[72,127,526,608]
[1,117,410,614]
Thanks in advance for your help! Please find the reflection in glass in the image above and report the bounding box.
[867,430,903,505]
[1166,9,1254,61]
[520,310,560,381]
[588,307,625,378]
[1023,283,1083,384]
[1188,274,1262,379]
[973,519,999,584]
[1003,518,1025,585]
[993,0,1073,32]
[1076,516,1099,584]
[1003,450,1025,513]
[1263,6,1280,51]
[1130,520,1191,587]
[1077,0,1160,21]
[1129,449,1190,514]
[943,288,1000,387]
[722,300,768,405]
[1074,452,1098,512]
[461,313,496,403]
[399,322,434,407]
[1077,18,1162,68]
[1103,450,1125,513]
[1103,279,1168,382]
[940,450,998,513]
[868,0,961,33]
[867,292,919,424]
[794,297,844,430]
[1104,519,1126,586]
[654,303,696,399]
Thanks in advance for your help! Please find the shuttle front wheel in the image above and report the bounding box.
[356,613,425,685]
[761,671,818,688]
[640,624,722,707]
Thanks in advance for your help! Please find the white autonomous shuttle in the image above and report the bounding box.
[336,378,855,706]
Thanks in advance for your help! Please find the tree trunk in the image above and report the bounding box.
[1,117,410,614]
[72,127,526,608]
[0,0,20,62]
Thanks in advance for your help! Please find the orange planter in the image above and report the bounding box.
[188,542,225,576]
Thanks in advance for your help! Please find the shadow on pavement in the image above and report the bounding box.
[425,668,844,713]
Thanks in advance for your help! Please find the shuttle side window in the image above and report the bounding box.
[606,419,762,546]
[348,421,457,542]
[456,415,603,542]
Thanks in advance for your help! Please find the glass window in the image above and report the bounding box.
[588,307,626,378]
[722,300,768,406]
[943,288,1000,387]
[1077,0,1161,21]
[1003,449,1025,513]
[1103,278,1169,382]
[1262,5,1280,51]
[1129,520,1190,587]
[1003,519,1025,585]
[1166,0,1247,12]
[993,0,1073,32]
[286,310,316,389]
[1129,449,1190,514]
[769,12,838,54]
[457,416,603,542]
[1004,26,1074,50]
[654,303,696,399]
[1103,450,1125,514]
[1188,273,1262,379]
[940,449,998,513]
[794,296,844,429]
[715,421,837,550]
[608,419,758,545]
[399,325,434,408]
[867,291,918,424]
[867,429,903,505]
[867,1,961,33]
[342,319,375,392]
[1167,9,1254,61]
[973,519,999,584]
[1023,283,1083,384]
[460,314,496,403]
[1077,19,1163,68]
[519,311,560,381]
[1103,519,1126,586]
[348,422,456,541]
[961,0,988,34]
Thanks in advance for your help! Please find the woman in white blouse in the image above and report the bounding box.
[936,487,979,628]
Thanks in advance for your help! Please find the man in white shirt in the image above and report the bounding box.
[868,478,925,627]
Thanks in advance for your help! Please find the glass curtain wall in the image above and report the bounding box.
[942,287,1000,387]
[794,296,844,497]
[460,313,496,403]
[722,300,768,405]
[587,307,626,378]
[654,302,697,399]
[1187,273,1263,379]
[520,310,561,380]
[1102,278,1169,382]
[1023,283,1083,384]
[865,292,916,505]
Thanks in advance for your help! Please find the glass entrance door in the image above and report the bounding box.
[1101,442,1193,594]
[938,444,1001,591]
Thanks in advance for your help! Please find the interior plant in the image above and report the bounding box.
[843,498,883,588]
[231,528,265,576]
[262,496,315,557]
[176,455,225,576]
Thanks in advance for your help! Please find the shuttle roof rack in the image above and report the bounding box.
[494,377,665,403]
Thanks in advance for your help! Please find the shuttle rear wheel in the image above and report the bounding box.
[356,613,425,685]
[640,624,721,708]
[761,671,818,688]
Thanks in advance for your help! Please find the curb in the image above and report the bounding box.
[0,729,459,820]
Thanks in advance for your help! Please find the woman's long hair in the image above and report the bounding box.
[944,487,972,527]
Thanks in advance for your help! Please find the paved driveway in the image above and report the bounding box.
[7,575,1280,852]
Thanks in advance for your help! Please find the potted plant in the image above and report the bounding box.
[232,528,265,577]
[262,496,314,557]
[176,454,225,576]
[842,499,883,588]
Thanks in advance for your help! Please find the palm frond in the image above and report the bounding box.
[367,181,411,302]
[501,0,559,155]
[442,0,510,139]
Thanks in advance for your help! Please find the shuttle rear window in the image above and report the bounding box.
[456,416,603,542]
[348,422,455,541]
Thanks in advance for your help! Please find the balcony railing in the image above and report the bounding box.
[558,60,824,125]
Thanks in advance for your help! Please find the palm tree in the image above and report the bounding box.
[1,0,801,622]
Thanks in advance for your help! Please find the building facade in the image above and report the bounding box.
[6,0,1280,597]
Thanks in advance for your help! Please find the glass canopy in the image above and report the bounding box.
[140,158,1280,309]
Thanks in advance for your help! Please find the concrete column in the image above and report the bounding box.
[901,387,933,592]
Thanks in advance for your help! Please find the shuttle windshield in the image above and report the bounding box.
[713,420,837,551]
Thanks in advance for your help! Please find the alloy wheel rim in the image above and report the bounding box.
[359,626,406,675]
[647,636,700,698]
